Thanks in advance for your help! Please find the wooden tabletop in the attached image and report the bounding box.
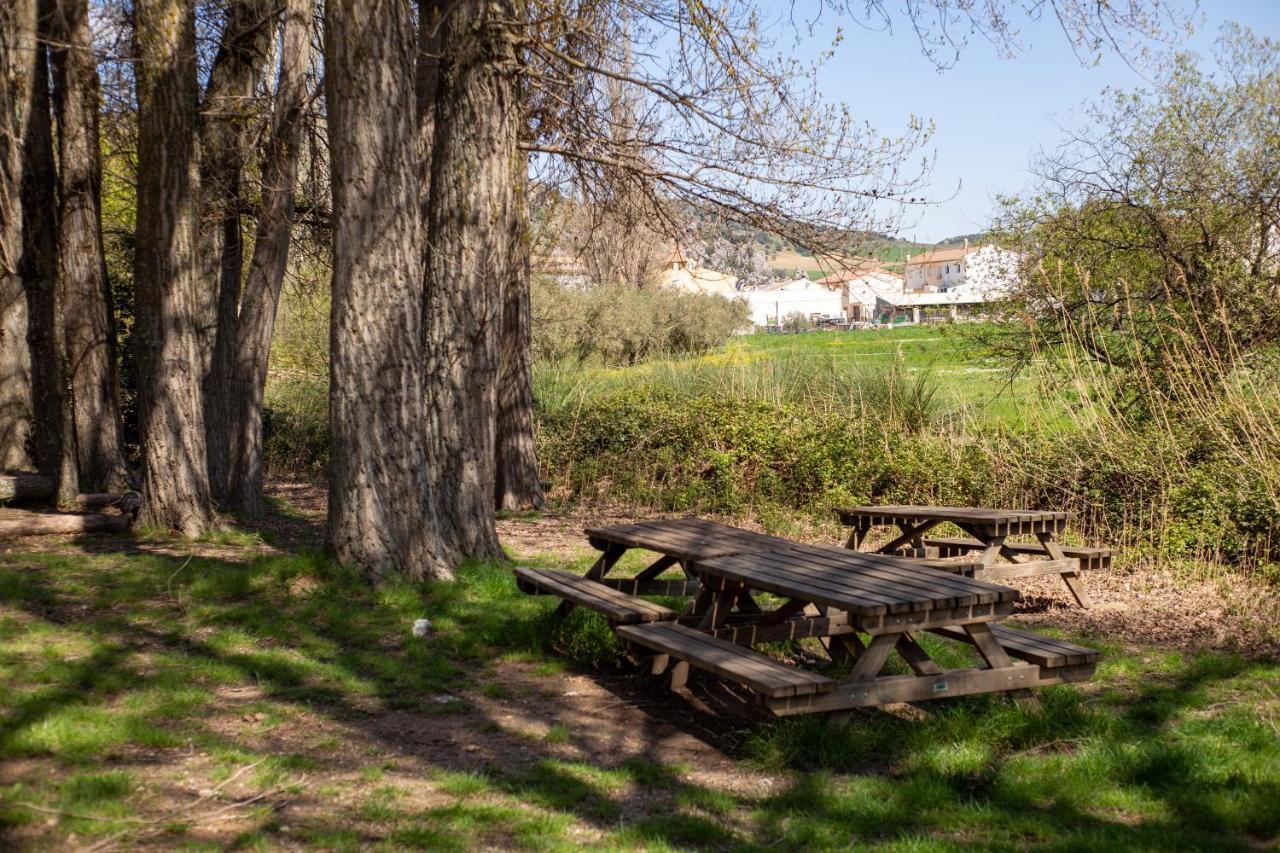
[837,505,1068,535]
[584,517,798,562]
[692,542,1019,618]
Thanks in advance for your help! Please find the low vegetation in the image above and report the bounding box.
[264,325,1280,578]
[530,278,750,366]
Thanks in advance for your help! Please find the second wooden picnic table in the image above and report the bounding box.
[837,505,1095,608]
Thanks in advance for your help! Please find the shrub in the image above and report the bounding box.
[530,277,749,365]
[781,312,811,333]
[263,375,329,478]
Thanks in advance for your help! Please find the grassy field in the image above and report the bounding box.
[534,326,1056,430]
[1,509,1277,850]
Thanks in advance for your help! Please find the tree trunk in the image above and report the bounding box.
[19,18,79,504]
[225,0,311,517]
[495,165,544,512]
[201,0,279,504]
[325,0,446,580]
[48,0,130,494]
[133,0,215,536]
[424,0,519,561]
[0,0,37,473]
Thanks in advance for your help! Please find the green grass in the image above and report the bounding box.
[1,539,1277,849]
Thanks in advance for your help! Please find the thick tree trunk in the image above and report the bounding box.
[133,0,215,536]
[325,0,446,580]
[0,0,37,472]
[201,0,279,504]
[424,0,519,560]
[19,22,79,504]
[225,0,311,517]
[495,166,544,512]
[48,0,130,494]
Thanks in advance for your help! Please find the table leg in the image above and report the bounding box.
[964,623,1041,712]
[634,554,678,583]
[844,521,870,550]
[847,632,899,681]
[555,543,625,619]
[879,520,940,555]
[1037,532,1093,609]
[956,522,1006,568]
[895,633,942,676]
[698,586,743,630]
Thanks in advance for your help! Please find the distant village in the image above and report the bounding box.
[538,240,1021,331]
[658,242,1020,330]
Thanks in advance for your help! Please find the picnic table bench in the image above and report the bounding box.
[837,505,1098,608]
[514,518,1100,717]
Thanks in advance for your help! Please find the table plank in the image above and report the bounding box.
[585,517,796,561]
[837,506,1069,537]
[721,546,1017,609]
[693,548,1017,618]
[781,543,1015,605]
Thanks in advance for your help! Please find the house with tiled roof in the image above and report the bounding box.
[904,244,979,291]
[657,246,740,297]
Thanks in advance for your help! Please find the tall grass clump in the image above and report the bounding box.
[976,270,1280,569]
[537,349,946,429]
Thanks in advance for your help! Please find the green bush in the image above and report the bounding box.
[263,375,329,478]
[537,389,1279,569]
[531,277,750,365]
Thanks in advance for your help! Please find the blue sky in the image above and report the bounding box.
[759,1,1280,242]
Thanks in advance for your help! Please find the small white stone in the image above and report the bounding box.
[412,618,432,637]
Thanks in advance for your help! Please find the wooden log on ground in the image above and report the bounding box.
[0,473,54,503]
[75,492,142,517]
[0,512,133,538]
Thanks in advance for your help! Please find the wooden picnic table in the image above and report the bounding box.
[618,542,1096,715]
[837,505,1095,609]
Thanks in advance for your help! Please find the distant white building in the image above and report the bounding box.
[818,269,906,323]
[875,287,995,325]
[903,242,1019,296]
[743,277,844,326]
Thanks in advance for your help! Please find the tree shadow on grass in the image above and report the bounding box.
[1,541,1277,849]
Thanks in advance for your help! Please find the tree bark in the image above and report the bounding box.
[424,0,519,560]
[133,0,215,536]
[325,0,446,580]
[495,164,544,511]
[0,0,37,473]
[417,0,443,205]
[48,0,130,494]
[224,0,311,517]
[19,17,79,504]
[201,0,279,504]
